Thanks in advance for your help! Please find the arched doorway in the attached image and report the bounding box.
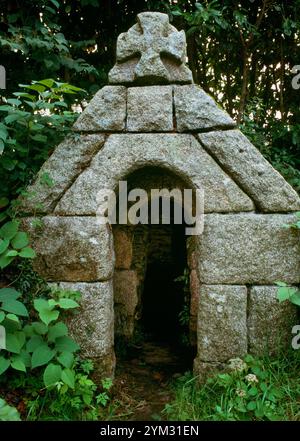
[113,166,198,375]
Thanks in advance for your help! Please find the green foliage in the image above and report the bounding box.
[0,219,36,269]
[0,79,85,201]
[22,360,113,421]
[0,283,80,389]
[164,352,300,421]
[0,398,21,421]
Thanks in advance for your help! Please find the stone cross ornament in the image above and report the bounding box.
[109,12,193,85]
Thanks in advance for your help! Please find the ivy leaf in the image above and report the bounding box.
[31,344,55,369]
[43,363,62,388]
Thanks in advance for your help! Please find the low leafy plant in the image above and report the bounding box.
[0,217,36,269]
[0,398,21,421]
[164,352,300,421]
[0,285,81,391]
[23,360,113,421]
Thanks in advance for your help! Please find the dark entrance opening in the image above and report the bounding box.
[142,223,187,345]
[114,167,197,376]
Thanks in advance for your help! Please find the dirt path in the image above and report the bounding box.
[111,342,188,421]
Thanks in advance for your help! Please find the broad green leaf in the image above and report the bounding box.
[57,298,79,309]
[38,79,55,87]
[11,232,29,250]
[0,398,21,421]
[34,298,50,312]
[5,332,25,354]
[31,344,55,369]
[18,247,36,258]
[6,314,20,323]
[32,322,48,335]
[26,335,44,352]
[61,368,75,389]
[6,99,22,106]
[0,221,19,240]
[10,355,26,372]
[1,299,28,317]
[57,351,74,369]
[277,286,294,302]
[290,292,300,306]
[39,309,59,326]
[0,357,10,375]
[0,239,9,254]
[0,311,5,323]
[0,288,21,302]
[18,349,31,368]
[5,250,18,257]
[0,254,14,269]
[47,322,68,342]
[43,363,62,388]
[55,336,79,353]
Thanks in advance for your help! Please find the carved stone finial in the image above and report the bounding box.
[108,12,193,85]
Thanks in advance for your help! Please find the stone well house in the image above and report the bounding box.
[22,12,300,378]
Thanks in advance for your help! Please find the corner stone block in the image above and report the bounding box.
[174,85,236,132]
[22,216,114,282]
[19,134,106,214]
[197,285,248,362]
[127,86,173,132]
[248,286,298,355]
[58,281,114,366]
[198,130,300,212]
[73,86,127,132]
[199,214,300,285]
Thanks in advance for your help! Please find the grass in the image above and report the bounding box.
[163,349,300,421]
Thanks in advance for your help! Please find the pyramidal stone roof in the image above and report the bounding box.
[22,11,300,215]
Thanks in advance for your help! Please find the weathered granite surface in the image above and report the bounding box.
[248,286,297,355]
[23,216,114,282]
[109,12,192,85]
[127,86,173,132]
[198,214,300,284]
[73,86,126,132]
[54,134,254,215]
[197,285,248,362]
[20,134,105,214]
[198,130,300,212]
[174,85,236,131]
